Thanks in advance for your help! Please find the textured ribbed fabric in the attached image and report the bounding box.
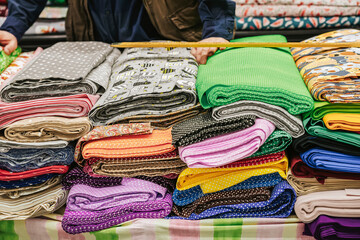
[196,35,314,114]
[212,100,304,138]
[178,118,275,168]
[170,181,295,219]
[0,165,69,181]
[172,111,255,147]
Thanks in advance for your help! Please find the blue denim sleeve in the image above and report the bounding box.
[197,0,235,41]
[0,0,47,42]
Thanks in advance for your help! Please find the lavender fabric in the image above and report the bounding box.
[62,178,173,234]
[178,118,275,168]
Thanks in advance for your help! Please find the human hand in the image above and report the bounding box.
[191,37,228,65]
[0,30,18,55]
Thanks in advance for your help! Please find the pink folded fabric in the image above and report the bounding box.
[178,119,275,168]
[0,94,99,129]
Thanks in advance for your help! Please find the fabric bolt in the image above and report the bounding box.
[4,116,92,142]
[236,16,360,31]
[74,123,153,165]
[0,145,73,172]
[170,181,295,220]
[172,187,272,218]
[0,175,62,199]
[0,139,68,153]
[0,42,118,102]
[0,184,67,220]
[323,113,360,132]
[0,94,99,129]
[295,189,360,223]
[196,35,314,114]
[212,100,304,138]
[287,170,360,196]
[234,0,360,6]
[178,118,275,168]
[307,101,360,120]
[305,215,360,240]
[0,165,69,181]
[0,174,57,189]
[62,178,173,234]
[89,46,198,126]
[172,111,256,147]
[0,47,21,75]
[176,154,288,193]
[291,29,360,103]
[173,172,283,207]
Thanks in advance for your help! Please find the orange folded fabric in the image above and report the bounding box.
[82,128,175,159]
[323,113,360,132]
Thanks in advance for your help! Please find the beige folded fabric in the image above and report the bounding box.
[0,175,62,199]
[4,116,92,142]
[287,170,360,196]
[295,189,360,223]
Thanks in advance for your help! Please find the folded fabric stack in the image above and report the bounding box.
[290,29,360,240]
[234,0,360,31]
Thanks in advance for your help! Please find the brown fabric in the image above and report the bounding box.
[65,0,95,41]
[142,0,203,41]
[172,187,272,218]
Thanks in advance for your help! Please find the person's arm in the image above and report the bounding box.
[191,0,235,64]
[0,0,47,54]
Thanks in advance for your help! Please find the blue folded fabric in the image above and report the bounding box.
[169,181,295,220]
[0,146,74,172]
[0,174,58,189]
[300,148,360,173]
[172,173,283,207]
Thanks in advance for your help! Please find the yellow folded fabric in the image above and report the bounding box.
[323,113,360,132]
[176,156,288,194]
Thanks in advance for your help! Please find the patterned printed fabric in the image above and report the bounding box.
[178,119,275,168]
[196,35,314,115]
[234,0,360,6]
[173,172,283,207]
[291,29,360,103]
[0,165,69,181]
[172,187,272,218]
[176,154,288,194]
[0,47,21,75]
[170,181,296,219]
[62,178,173,234]
[0,184,67,220]
[0,42,118,102]
[0,174,58,189]
[235,16,360,30]
[212,100,304,138]
[0,145,74,172]
[0,94,99,129]
[89,46,198,126]
[74,123,153,165]
[172,111,256,147]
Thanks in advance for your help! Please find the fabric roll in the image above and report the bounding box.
[0,145,74,172]
[287,170,360,196]
[172,187,272,218]
[295,189,360,223]
[4,116,92,142]
[0,175,62,199]
[196,35,314,114]
[176,154,288,193]
[74,123,153,165]
[62,178,173,234]
[212,100,304,138]
[234,0,360,6]
[0,174,58,189]
[0,42,118,102]
[305,215,360,240]
[300,148,360,174]
[170,181,295,219]
[292,133,360,156]
[0,184,67,220]
[178,118,275,168]
[0,94,99,129]
[173,172,283,207]
[291,29,360,103]
[307,101,360,121]
[0,165,69,181]
[323,113,360,132]
[0,139,68,153]
[0,47,21,75]
[172,111,256,147]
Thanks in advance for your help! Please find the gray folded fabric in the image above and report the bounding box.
[0,42,119,102]
[0,138,68,153]
[212,100,304,138]
[89,47,198,126]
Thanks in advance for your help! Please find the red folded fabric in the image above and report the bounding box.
[0,94,99,129]
[0,165,69,181]
[219,151,285,169]
[291,155,360,184]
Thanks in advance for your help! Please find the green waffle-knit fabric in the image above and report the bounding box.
[0,47,22,75]
[196,35,314,115]
[309,101,360,120]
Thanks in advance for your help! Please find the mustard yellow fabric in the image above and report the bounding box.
[323,113,360,132]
